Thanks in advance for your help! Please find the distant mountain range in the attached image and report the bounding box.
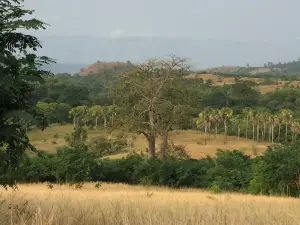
[36,36,300,73]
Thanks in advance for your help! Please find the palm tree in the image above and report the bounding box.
[196,112,208,145]
[291,120,300,142]
[211,109,220,139]
[256,109,268,142]
[242,107,252,139]
[219,107,233,144]
[268,114,275,144]
[69,106,88,127]
[107,104,118,127]
[231,115,242,140]
[275,114,283,142]
[261,110,270,141]
[280,109,293,142]
[291,120,298,143]
[196,107,214,145]
[89,105,102,127]
[249,109,257,141]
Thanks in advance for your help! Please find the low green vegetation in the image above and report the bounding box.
[12,138,300,197]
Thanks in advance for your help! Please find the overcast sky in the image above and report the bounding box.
[24,0,300,40]
[23,0,300,67]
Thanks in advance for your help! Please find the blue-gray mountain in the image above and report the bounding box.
[37,36,300,73]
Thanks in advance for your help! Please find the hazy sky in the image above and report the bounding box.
[23,0,300,67]
[25,0,300,40]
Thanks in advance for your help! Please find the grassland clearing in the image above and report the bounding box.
[28,125,268,158]
[0,183,299,225]
[186,73,300,93]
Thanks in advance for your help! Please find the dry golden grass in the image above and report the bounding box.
[1,183,299,225]
[185,73,300,94]
[28,126,269,158]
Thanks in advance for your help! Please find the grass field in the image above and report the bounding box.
[1,183,299,225]
[186,73,300,94]
[28,125,269,159]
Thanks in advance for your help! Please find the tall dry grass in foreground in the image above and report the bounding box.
[0,183,299,225]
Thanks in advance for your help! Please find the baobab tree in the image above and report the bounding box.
[114,55,190,158]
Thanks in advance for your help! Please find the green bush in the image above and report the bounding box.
[9,144,300,197]
[251,142,300,197]
[210,150,253,191]
[55,145,96,183]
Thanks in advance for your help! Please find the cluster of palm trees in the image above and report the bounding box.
[196,107,299,145]
[69,105,117,129]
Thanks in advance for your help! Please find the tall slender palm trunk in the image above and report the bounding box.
[278,124,281,142]
[285,123,288,142]
[257,124,260,142]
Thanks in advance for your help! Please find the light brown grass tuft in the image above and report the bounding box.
[0,183,299,225]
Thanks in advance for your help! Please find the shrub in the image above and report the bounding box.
[209,150,253,191]
[260,78,276,85]
[55,145,97,183]
[89,134,127,157]
[209,184,222,194]
[251,142,300,197]
[53,133,59,139]
[65,126,88,147]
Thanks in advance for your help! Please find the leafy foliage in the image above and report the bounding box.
[0,0,53,186]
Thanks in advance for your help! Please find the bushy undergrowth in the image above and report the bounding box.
[7,140,300,197]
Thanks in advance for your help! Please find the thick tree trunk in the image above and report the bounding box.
[148,108,156,158]
[160,131,169,160]
[73,117,76,127]
[95,117,98,127]
[148,134,156,158]
[252,125,255,141]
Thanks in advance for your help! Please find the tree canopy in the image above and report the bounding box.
[0,0,52,186]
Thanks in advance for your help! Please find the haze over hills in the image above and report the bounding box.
[38,36,300,74]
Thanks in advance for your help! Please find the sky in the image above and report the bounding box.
[24,0,300,68]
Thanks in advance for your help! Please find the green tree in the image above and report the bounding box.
[219,107,233,144]
[280,109,293,142]
[69,106,88,127]
[0,0,53,187]
[114,56,189,158]
[89,105,102,127]
[242,107,251,139]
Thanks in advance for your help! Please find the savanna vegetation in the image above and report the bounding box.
[1,1,300,224]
